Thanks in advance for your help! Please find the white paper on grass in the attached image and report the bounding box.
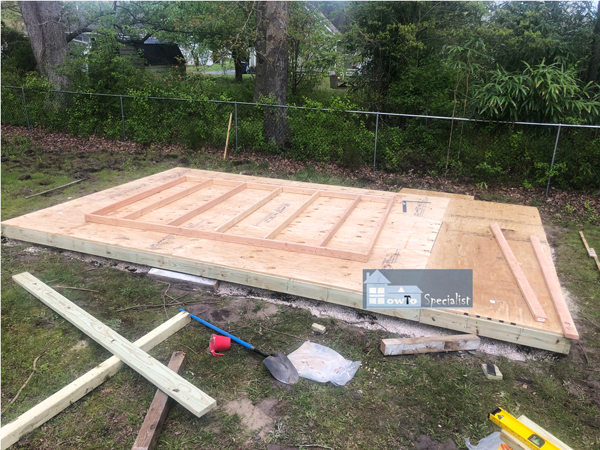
[287,341,361,386]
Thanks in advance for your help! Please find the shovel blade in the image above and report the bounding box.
[263,352,299,384]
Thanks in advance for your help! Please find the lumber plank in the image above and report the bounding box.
[318,196,360,247]
[132,352,186,450]
[580,231,600,273]
[215,187,282,233]
[518,415,574,450]
[490,222,547,322]
[364,197,395,260]
[123,179,212,220]
[167,183,247,226]
[12,273,216,417]
[380,334,480,355]
[0,312,190,450]
[500,430,528,450]
[265,191,320,239]
[90,177,186,216]
[530,235,579,339]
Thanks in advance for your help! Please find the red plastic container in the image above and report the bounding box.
[209,334,231,356]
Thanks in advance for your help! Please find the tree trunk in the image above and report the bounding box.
[263,1,289,147]
[232,49,244,83]
[253,1,268,102]
[587,1,600,84]
[19,1,68,89]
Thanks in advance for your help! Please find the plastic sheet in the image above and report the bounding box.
[287,341,361,386]
[465,432,511,450]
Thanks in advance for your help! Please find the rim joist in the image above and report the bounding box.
[85,176,396,263]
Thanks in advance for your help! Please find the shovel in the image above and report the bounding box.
[181,309,300,384]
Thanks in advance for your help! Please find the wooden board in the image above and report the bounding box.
[132,351,186,450]
[12,273,216,417]
[1,168,576,352]
[380,334,480,355]
[400,188,474,200]
[0,312,190,450]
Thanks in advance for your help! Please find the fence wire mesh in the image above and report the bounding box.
[2,86,599,192]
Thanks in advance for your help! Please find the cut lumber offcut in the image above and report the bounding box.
[24,179,84,199]
[0,312,190,450]
[518,415,574,450]
[482,363,503,380]
[580,231,600,273]
[380,334,480,356]
[12,273,216,418]
[132,352,186,450]
[530,235,579,339]
[490,222,547,322]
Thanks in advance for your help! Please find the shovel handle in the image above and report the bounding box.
[181,309,254,350]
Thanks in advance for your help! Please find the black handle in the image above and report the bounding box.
[252,347,270,358]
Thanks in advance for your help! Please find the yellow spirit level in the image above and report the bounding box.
[489,407,560,450]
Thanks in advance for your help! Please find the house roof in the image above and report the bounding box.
[364,270,391,284]
[390,286,423,294]
[133,42,184,66]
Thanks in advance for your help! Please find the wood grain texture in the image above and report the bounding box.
[490,222,547,323]
[264,191,320,239]
[518,415,574,450]
[215,187,282,233]
[380,334,480,355]
[132,352,186,450]
[530,235,579,339]
[318,196,360,247]
[0,312,190,450]
[12,273,216,417]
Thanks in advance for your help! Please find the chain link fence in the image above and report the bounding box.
[2,85,599,192]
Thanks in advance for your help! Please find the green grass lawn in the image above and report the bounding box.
[1,135,599,449]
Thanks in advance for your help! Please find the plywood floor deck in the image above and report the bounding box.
[1,168,574,353]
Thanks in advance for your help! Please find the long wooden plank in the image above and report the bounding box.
[490,222,547,322]
[85,214,370,262]
[123,180,212,220]
[0,312,190,450]
[364,197,395,261]
[380,334,480,355]
[318,196,360,247]
[132,352,186,450]
[580,231,600,273]
[215,187,282,233]
[518,415,574,450]
[12,273,216,417]
[167,183,247,226]
[265,191,320,239]
[530,235,579,339]
[90,177,186,216]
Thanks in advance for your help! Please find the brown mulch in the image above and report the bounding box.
[2,125,598,225]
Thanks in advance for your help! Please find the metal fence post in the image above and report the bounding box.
[120,95,126,142]
[373,113,379,171]
[235,102,238,149]
[545,124,562,197]
[21,87,30,129]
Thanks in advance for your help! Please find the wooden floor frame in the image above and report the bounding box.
[85,176,395,263]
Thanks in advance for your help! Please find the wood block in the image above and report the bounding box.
[490,222,547,322]
[148,268,219,292]
[481,363,503,380]
[0,312,190,450]
[132,352,186,450]
[12,272,216,418]
[311,323,326,335]
[380,334,480,355]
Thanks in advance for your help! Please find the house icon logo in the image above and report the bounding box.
[364,270,422,308]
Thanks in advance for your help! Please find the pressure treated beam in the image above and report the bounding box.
[12,273,216,417]
[364,197,395,261]
[90,177,187,216]
[530,235,578,339]
[319,196,361,247]
[123,180,212,220]
[167,183,247,226]
[0,312,191,450]
[490,223,547,322]
[215,187,282,233]
[132,352,186,450]
[265,191,320,240]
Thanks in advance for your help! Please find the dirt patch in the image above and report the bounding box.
[414,435,458,450]
[223,393,279,438]
[188,297,278,325]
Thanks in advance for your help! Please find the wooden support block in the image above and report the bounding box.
[311,323,326,335]
[0,312,190,450]
[380,334,480,355]
[12,273,216,418]
[530,235,579,339]
[132,352,186,450]
[481,363,503,380]
[148,268,219,292]
[490,223,547,322]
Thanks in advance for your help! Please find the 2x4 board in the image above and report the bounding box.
[1,168,574,353]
